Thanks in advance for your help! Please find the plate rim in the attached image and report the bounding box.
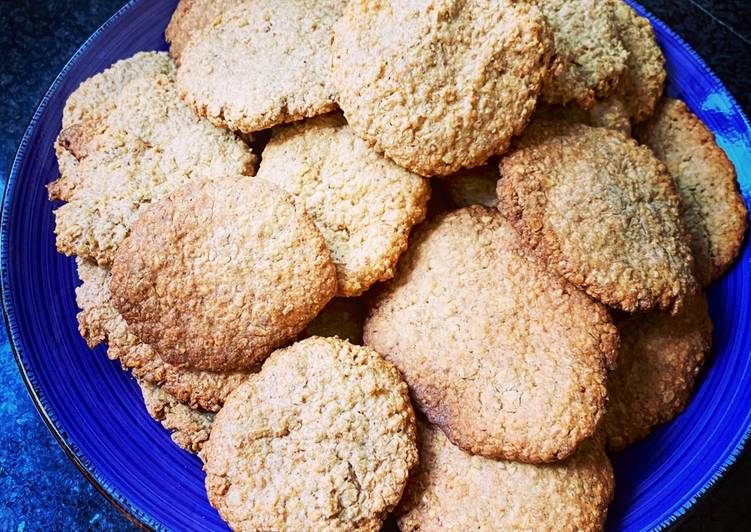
[1,0,749,530]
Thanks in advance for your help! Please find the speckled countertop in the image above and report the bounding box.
[1,1,749,530]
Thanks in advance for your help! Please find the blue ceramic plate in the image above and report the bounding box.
[2,1,750,530]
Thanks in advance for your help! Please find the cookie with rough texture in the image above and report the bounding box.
[635,98,748,286]
[331,0,552,176]
[139,380,214,453]
[203,336,418,531]
[176,0,341,133]
[76,259,248,412]
[397,421,614,531]
[111,178,337,372]
[604,293,713,451]
[609,0,666,123]
[304,298,366,345]
[440,165,499,209]
[165,0,230,64]
[498,120,698,314]
[257,114,430,296]
[536,0,628,108]
[52,56,255,265]
[364,206,618,463]
[52,51,176,202]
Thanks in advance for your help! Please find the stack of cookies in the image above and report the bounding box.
[50,0,747,530]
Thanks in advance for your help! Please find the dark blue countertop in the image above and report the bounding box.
[1,1,749,530]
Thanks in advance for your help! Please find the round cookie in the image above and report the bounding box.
[396,421,614,531]
[303,298,367,346]
[51,51,176,202]
[604,292,713,451]
[52,55,256,266]
[635,97,748,286]
[536,0,628,108]
[176,0,342,133]
[498,120,698,314]
[331,0,553,176]
[257,113,431,296]
[364,206,619,463]
[139,379,214,454]
[110,178,337,372]
[609,0,666,123]
[75,259,248,412]
[440,165,499,209]
[202,336,418,531]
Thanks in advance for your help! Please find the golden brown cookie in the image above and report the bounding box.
[609,0,666,123]
[536,0,628,108]
[498,120,698,314]
[331,0,553,176]
[303,298,367,345]
[440,165,499,209]
[397,421,614,531]
[202,336,418,531]
[257,114,430,297]
[364,206,618,463]
[75,259,248,412]
[51,54,255,265]
[175,0,342,133]
[635,98,748,285]
[139,379,214,453]
[110,178,337,372]
[604,293,713,451]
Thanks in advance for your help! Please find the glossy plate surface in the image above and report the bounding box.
[2,1,750,530]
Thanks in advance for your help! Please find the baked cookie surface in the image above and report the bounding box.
[176,0,342,133]
[257,114,430,297]
[331,0,552,176]
[537,0,628,108]
[635,98,748,285]
[165,0,231,64]
[202,336,418,532]
[609,0,666,123]
[75,259,248,412]
[52,54,255,265]
[498,120,698,314]
[139,379,214,453]
[364,206,618,463]
[604,293,713,451]
[397,421,614,532]
[110,178,337,372]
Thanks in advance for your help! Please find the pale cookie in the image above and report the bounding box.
[176,0,342,133]
[304,298,367,345]
[75,259,248,412]
[609,0,666,123]
[498,120,698,314]
[52,51,175,202]
[397,421,614,532]
[331,0,553,176]
[165,0,231,65]
[202,336,418,532]
[52,58,255,265]
[364,206,618,463]
[110,178,337,372]
[604,292,713,451]
[635,98,748,285]
[440,165,499,209]
[257,114,431,296]
[139,379,214,453]
[536,0,628,108]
